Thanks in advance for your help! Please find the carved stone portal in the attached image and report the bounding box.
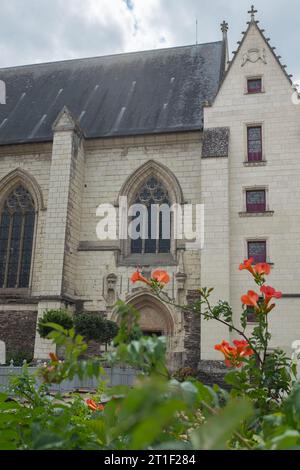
[125,292,174,337]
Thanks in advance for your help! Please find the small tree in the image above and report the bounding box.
[38,309,74,339]
[102,320,119,350]
[74,314,119,348]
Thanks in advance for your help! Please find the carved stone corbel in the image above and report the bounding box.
[106,273,118,306]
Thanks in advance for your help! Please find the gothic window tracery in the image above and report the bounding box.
[131,177,171,254]
[0,185,35,288]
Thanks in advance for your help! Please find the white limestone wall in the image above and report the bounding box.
[200,157,231,359]
[76,133,202,302]
[204,22,300,352]
[74,133,203,356]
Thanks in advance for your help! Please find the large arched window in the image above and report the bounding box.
[131,176,171,254]
[0,185,35,288]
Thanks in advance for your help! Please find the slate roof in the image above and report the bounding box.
[0,42,225,145]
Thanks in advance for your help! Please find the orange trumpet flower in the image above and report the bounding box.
[151,270,170,285]
[239,258,255,275]
[131,270,151,286]
[241,290,259,309]
[215,340,254,368]
[254,263,271,276]
[49,352,59,362]
[86,399,105,412]
[260,286,282,313]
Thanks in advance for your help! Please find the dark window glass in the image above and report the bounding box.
[246,296,264,323]
[131,177,171,254]
[248,241,267,264]
[247,78,262,93]
[0,186,35,288]
[246,190,266,213]
[246,306,257,323]
[247,126,262,161]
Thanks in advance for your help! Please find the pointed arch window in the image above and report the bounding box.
[0,185,35,289]
[131,176,171,254]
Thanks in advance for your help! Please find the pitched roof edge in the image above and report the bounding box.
[211,18,297,106]
[0,41,223,72]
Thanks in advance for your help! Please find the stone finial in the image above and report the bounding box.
[248,5,258,22]
[221,20,229,68]
[176,249,187,293]
[220,20,229,34]
[176,272,187,292]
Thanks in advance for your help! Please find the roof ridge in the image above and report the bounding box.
[0,41,223,72]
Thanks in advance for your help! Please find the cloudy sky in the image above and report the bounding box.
[0,0,299,81]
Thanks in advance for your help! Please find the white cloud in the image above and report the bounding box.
[0,0,299,80]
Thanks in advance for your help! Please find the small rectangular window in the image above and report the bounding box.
[248,241,267,264]
[246,190,266,213]
[246,306,257,323]
[247,126,262,161]
[247,78,262,94]
[246,297,263,323]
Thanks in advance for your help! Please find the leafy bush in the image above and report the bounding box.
[113,301,143,345]
[101,319,119,345]
[137,263,296,413]
[6,349,33,366]
[74,313,118,345]
[173,367,198,382]
[1,261,300,450]
[37,309,73,338]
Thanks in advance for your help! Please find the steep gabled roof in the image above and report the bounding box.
[214,10,297,103]
[0,42,225,146]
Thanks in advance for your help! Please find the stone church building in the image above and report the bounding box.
[0,8,300,370]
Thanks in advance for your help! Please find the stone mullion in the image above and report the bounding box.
[3,214,13,288]
[16,213,25,288]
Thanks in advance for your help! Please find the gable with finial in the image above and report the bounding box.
[241,5,267,67]
[216,5,294,93]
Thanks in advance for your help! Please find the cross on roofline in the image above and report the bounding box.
[248,5,258,22]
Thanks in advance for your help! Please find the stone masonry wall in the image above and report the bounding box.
[0,309,37,359]
[204,22,300,354]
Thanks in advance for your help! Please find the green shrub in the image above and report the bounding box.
[6,349,33,366]
[74,313,104,342]
[102,320,119,344]
[37,309,74,338]
[172,367,198,382]
[74,314,118,344]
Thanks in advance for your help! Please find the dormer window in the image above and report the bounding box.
[247,78,262,94]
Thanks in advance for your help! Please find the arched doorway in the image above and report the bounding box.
[127,292,174,338]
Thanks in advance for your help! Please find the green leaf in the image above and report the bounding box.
[270,430,300,450]
[129,399,186,450]
[191,398,253,450]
